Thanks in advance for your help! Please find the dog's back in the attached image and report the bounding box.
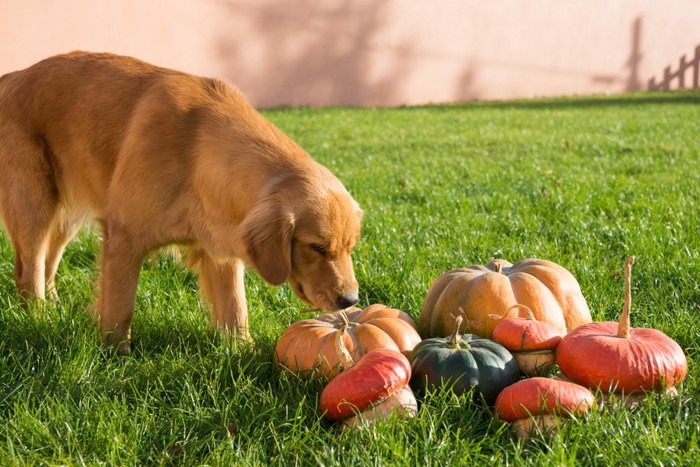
[2,52,258,214]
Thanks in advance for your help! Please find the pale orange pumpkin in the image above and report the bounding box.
[274,304,422,378]
[420,258,592,339]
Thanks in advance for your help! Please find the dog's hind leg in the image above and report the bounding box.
[189,249,250,341]
[0,129,59,301]
[44,209,86,299]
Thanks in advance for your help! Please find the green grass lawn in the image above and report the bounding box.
[1,92,698,465]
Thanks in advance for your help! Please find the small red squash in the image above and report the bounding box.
[319,334,417,429]
[274,304,421,378]
[495,377,595,440]
[557,257,688,394]
[490,304,563,375]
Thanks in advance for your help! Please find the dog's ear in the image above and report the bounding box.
[240,202,295,285]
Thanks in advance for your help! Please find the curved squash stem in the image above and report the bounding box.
[489,303,535,321]
[617,256,635,338]
[334,331,355,370]
[450,308,466,346]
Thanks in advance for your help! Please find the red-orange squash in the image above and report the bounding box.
[557,257,687,394]
[494,377,595,440]
[490,304,563,375]
[495,377,595,422]
[319,341,416,428]
[420,258,592,339]
[274,304,422,378]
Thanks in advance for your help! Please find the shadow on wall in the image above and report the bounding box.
[591,16,643,92]
[213,6,687,107]
[214,0,479,107]
[594,17,700,93]
[648,44,700,91]
[214,0,413,107]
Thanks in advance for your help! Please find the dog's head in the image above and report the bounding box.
[240,171,362,311]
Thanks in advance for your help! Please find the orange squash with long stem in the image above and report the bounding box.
[557,257,687,394]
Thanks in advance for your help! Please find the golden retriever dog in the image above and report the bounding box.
[0,51,362,353]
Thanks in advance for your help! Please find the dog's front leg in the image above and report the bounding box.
[195,252,250,341]
[98,222,146,354]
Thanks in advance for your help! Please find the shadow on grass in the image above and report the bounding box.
[428,91,700,111]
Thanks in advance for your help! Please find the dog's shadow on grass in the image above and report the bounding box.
[0,288,280,380]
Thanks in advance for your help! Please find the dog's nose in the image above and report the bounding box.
[336,293,359,309]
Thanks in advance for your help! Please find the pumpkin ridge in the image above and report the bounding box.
[357,305,396,318]
[450,348,479,386]
[351,323,400,355]
[409,349,432,378]
[420,270,467,332]
[365,318,420,351]
[316,331,343,374]
[513,263,591,331]
[280,326,331,371]
[413,346,453,389]
[346,328,361,360]
[455,272,514,338]
[273,326,298,366]
[509,271,567,335]
[430,273,479,336]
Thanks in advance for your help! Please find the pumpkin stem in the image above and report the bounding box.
[338,310,351,333]
[494,262,503,274]
[334,331,355,370]
[489,303,535,321]
[450,308,465,346]
[617,256,635,339]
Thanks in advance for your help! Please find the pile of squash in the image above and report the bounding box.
[274,257,688,437]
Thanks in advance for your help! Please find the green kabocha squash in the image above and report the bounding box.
[409,311,520,405]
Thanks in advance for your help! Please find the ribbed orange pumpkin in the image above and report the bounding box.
[274,304,422,378]
[420,258,592,339]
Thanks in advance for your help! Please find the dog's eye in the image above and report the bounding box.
[310,244,327,256]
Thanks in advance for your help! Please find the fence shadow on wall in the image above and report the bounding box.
[648,45,700,91]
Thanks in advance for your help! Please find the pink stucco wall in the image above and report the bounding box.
[1,1,699,107]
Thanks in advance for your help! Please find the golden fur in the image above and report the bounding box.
[0,51,362,353]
